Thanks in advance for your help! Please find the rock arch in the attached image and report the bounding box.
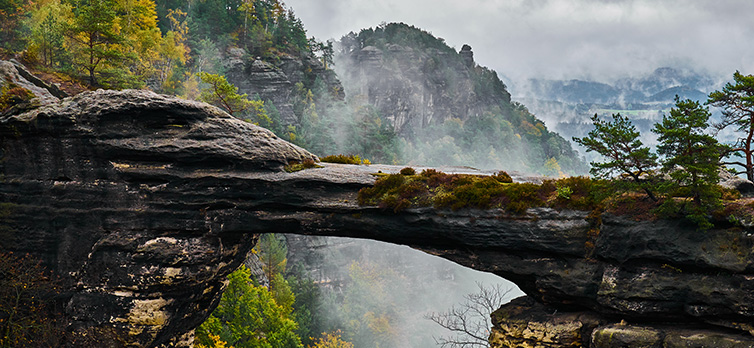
[1,90,753,347]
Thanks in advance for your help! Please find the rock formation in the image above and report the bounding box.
[336,41,488,136]
[224,48,343,126]
[0,59,65,113]
[1,79,754,346]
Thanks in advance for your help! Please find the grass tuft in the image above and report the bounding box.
[321,154,364,165]
[284,158,322,173]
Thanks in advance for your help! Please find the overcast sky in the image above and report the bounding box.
[284,0,754,87]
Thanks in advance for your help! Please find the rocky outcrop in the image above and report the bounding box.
[1,88,754,347]
[224,48,343,126]
[336,42,488,136]
[0,60,63,112]
[0,89,315,347]
[491,297,754,348]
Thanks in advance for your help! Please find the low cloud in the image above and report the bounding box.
[286,0,754,86]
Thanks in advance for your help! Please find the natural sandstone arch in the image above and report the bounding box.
[2,90,753,347]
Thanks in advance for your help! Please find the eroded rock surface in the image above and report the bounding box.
[224,49,343,126]
[491,297,754,348]
[1,89,753,347]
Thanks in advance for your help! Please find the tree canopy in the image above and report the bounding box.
[573,113,658,200]
[195,265,303,348]
[652,98,722,229]
[708,71,754,181]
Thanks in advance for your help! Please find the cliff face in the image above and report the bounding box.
[1,86,754,347]
[0,88,316,346]
[224,48,344,126]
[335,39,508,137]
[333,23,585,174]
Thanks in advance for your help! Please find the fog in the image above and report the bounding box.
[286,0,754,85]
[285,235,523,348]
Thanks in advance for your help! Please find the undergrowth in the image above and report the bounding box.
[320,154,368,165]
[284,159,322,173]
[357,168,754,231]
[0,82,36,115]
[358,169,603,213]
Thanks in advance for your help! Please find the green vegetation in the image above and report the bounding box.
[284,159,321,173]
[357,169,600,214]
[197,72,272,127]
[320,154,364,165]
[196,234,354,348]
[195,265,303,348]
[197,234,305,348]
[708,71,754,181]
[354,91,754,230]
[653,98,722,229]
[0,83,36,115]
[573,113,658,201]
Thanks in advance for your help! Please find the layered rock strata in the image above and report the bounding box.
[491,297,754,348]
[224,49,343,126]
[1,87,753,347]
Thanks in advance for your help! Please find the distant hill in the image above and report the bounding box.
[334,23,587,175]
[525,67,714,106]
[517,67,719,160]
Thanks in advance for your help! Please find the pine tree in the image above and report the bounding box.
[197,72,272,126]
[652,97,722,229]
[254,234,288,290]
[573,113,658,200]
[67,0,129,86]
[708,71,754,181]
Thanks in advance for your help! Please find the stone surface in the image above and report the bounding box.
[1,88,754,346]
[489,296,607,348]
[336,41,511,137]
[719,169,754,197]
[491,297,754,348]
[591,324,754,348]
[224,49,343,126]
[0,89,313,347]
[0,60,62,113]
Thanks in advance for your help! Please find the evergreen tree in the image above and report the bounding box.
[195,266,303,348]
[652,97,722,229]
[573,113,658,200]
[0,0,29,50]
[708,71,754,181]
[254,234,288,291]
[197,71,271,128]
[67,0,130,86]
[25,0,71,68]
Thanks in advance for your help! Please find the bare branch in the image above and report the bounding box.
[426,283,514,348]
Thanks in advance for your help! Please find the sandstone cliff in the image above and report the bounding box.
[334,23,585,174]
[224,48,344,126]
[1,82,753,347]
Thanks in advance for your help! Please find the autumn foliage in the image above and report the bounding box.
[0,252,61,348]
